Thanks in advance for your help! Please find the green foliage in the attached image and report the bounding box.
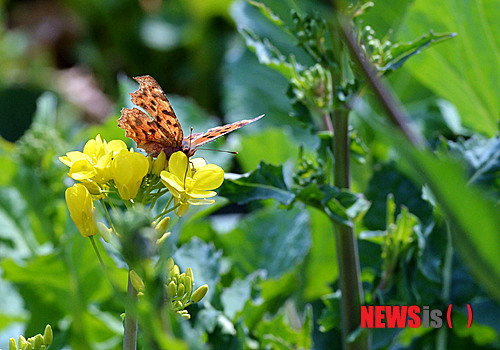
[1,0,500,349]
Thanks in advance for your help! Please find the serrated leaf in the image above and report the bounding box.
[381,31,456,72]
[295,183,370,226]
[248,1,286,29]
[219,162,295,205]
[239,28,294,79]
[447,135,500,200]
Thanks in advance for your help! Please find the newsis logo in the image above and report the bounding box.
[361,304,473,329]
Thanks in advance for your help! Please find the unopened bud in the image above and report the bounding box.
[152,151,167,176]
[170,265,180,278]
[178,310,191,319]
[18,336,27,348]
[154,216,170,236]
[24,343,33,350]
[43,325,53,345]
[184,276,193,294]
[166,257,174,271]
[98,222,113,243]
[177,283,185,296]
[147,155,154,173]
[34,334,43,348]
[173,300,183,310]
[167,281,177,297]
[186,267,194,282]
[130,270,145,292]
[9,338,17,350]
[156,231,171,247]
[191,284,208,303]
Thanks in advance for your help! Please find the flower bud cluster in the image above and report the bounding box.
[165,258,208,319]
[9,325,52,350]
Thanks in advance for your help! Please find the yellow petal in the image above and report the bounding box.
[59,151,92,167]
[65,184,98,237]
[84,135,106,159]
[68,159,96,181]
[187,198,215,205]
[112,151,149,200]
[190,158,207,170]
[160,171,185,196]
[168,151,188,181]
[106,140,127,155]
[193,164,224,190]
[186,189,217,199]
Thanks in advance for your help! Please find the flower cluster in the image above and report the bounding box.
[59,135,223,322]
[9,325,52,350]
[129,257,209,319]
[59,135,225,238]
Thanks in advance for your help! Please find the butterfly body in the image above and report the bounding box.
[118,75,263,158]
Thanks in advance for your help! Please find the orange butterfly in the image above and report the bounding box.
[118,75,263,158]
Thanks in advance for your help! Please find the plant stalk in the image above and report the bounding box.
[123,270,138,350]
[331,109,370,350]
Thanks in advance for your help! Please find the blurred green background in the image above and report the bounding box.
[1,0,499,349]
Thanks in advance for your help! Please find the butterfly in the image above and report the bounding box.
[118,75,264,158]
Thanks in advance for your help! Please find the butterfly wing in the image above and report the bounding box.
[118,75,184,156]
[183,114,264,155]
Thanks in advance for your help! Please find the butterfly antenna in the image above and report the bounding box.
[184,127,194,188]
[197,148,238,155]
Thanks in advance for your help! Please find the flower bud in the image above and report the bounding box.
[130,270,145,292]
[18,336,28,348]
[173,300,183,310]
[184,276,193,294]
[9,338,17,350]
[156,231,171,247]
[177,283,185,296]
[191,284,208,303]
[23,343,33,350]
[98,222,113,243]
[186,267,194,282]
[33,334,43,348]
[154,216,170,236]
[167,281,177,298]
[170,265,180,278]
[112,150,149,200]
[65,184,98,237]
[151,151,167,176]
[178,310,191,319]
[166,257,174,271]
[43,325,53,345]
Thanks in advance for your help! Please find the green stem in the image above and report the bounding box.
[89,236,120,293]
[100,199,116,233]
[123,269,138,350]
[436,221,453,350]
[331,109,370,350]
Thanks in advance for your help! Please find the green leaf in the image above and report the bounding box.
[359,113,500,303]
[254,306,312,350]
[303,208,337,300]
[248,1,286,29]
[219,206,310,278]
[295,183,370,226]
[238,29,294,79]
[219,162,295,205]
[173,238,222,302]
[447,135,500,200]
[382,31,456,72]
[236,128,299,173]
[400,0,500,135]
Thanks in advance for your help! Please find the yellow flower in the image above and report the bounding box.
[160,151,224,215]
[112,150,149,200]
[59,135,127,184]
[65,184,98,237]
